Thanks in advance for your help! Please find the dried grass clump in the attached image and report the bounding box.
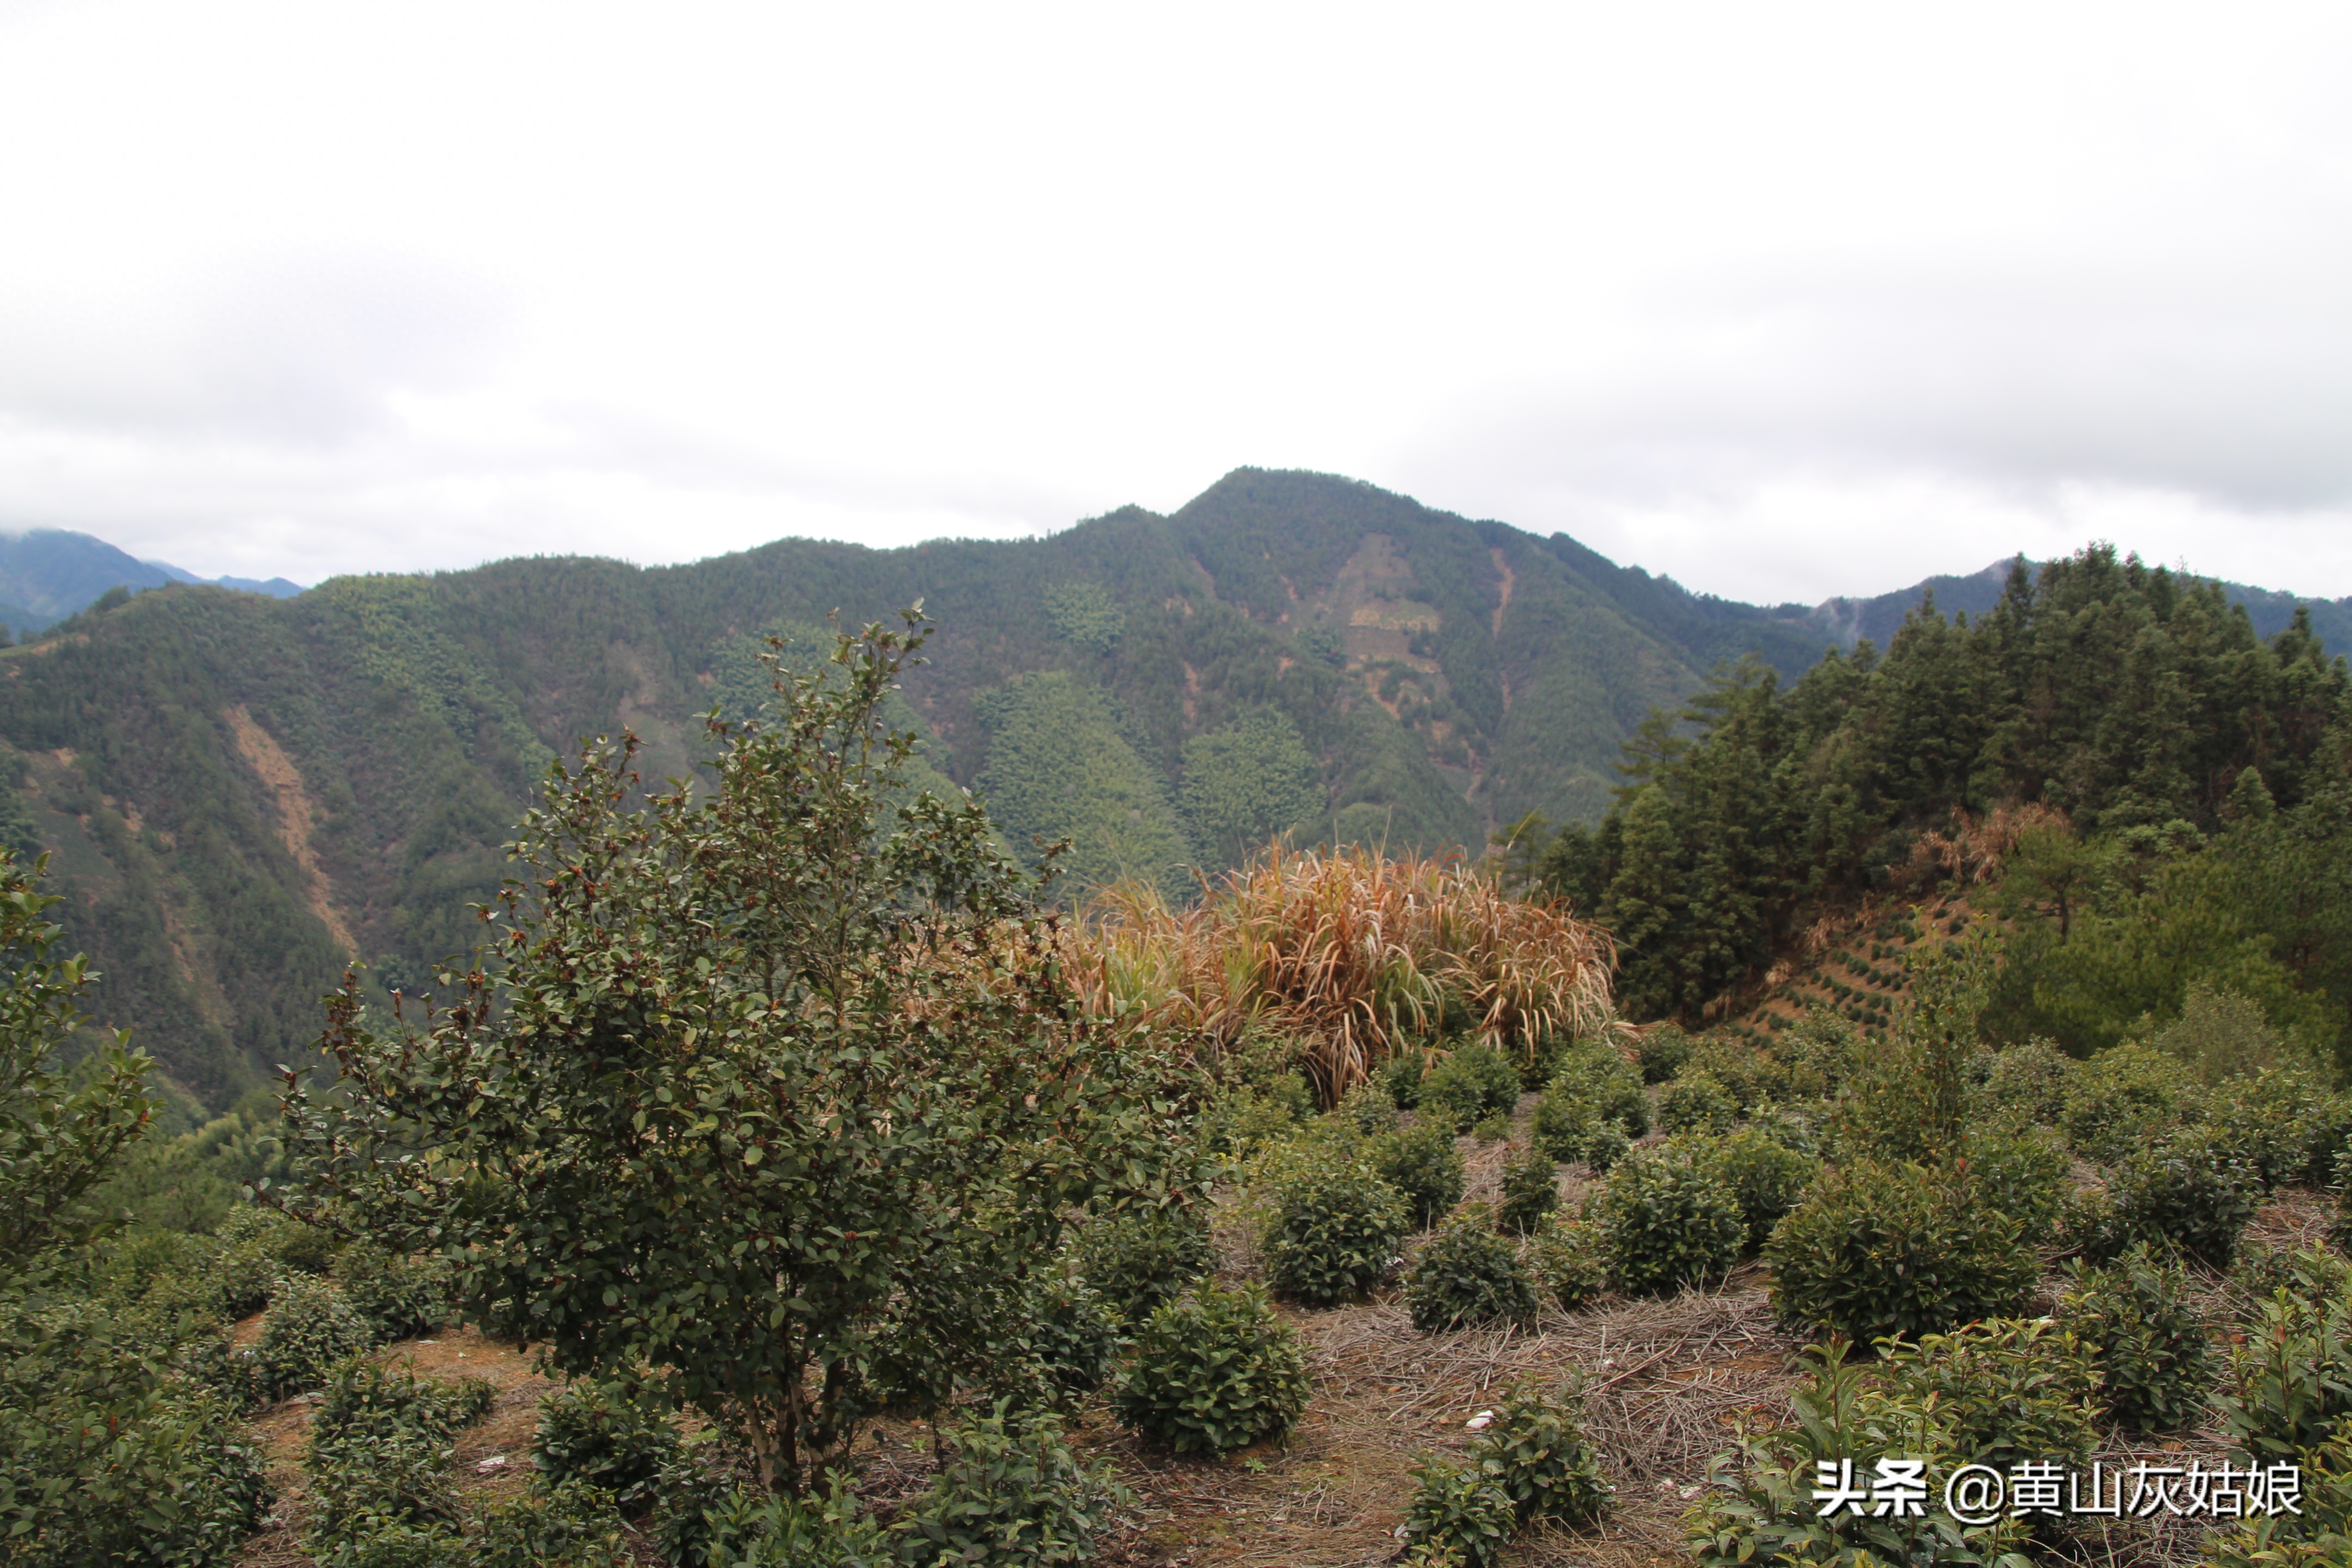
[1070,845,1619,1102]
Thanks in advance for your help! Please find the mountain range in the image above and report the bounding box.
[0,467,2343,1110]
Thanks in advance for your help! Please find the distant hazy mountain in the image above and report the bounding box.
[0,528,305,636]
[1803,557,2351,659]
[144,559,308,600]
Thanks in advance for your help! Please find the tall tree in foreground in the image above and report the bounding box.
[277,611,1192,1494]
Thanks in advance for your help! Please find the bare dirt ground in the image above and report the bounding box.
[233,1136,2328,1568]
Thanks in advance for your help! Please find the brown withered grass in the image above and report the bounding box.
[1070,845,1617,1102]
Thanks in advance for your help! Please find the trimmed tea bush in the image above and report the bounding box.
[475,1479,630,1568]
[1959,1119,2071,1234]
[1496,1147,1561,1237]
[2061,1044,2201,1162]
[1264,1166,1409,1307]
[1468,1384,1612,1524]
[2216,1274,2352,1461]
[1768,1159,2036,1345]
[1387,1050,1427,1109]
[1406,1205,1540,1332]
[1421,1046,1523,1133]
[1527,1213,1608,1311]
[1073,1205,1213,1323]
[2107,1132,2260,1266]
[1372,1122,1467,1229]
[1658,1072,1738,1137]
[1113,1283,1312,1454]
[333,1242,454,1342]
[2060,1245,2213,1432]
[1548,1042,1651,1138]
[1401,1456,1516,1568]
[1637,1024,1694,1084]
[1470,1114,1511,1144]
[1019,1271,1121,1403]
[1705,1129,1818,1253]
[1338,1082,1398,1136]
[2204,1068,2333,1192]
[898,1401,1121,1567]
[534,1378,682,1513]
[1530,1090,1627,1170]
[255,1274,374,1399]
[1977,1039,2073,1125]
[304,1357,493,1562]
[1591,1143,1743,1297]
[1886,1318,2102,1475]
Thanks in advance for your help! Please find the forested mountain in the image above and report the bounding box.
[0,469,1852,1110]
[8,469,2347,1112]
[1537,547,2352,1066]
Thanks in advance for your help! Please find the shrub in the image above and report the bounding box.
[475,1479,630,1568]
[1884,1317,2103,1474]
[254,1274,374,1399]
[2205,1068,2334,1192]
[1073,1206,1213,1323]
[305,1423,464,1558]
[1705,1130,1818,1254]
[1768,1160,2036,1345]
[2061,1043,2201,1162]
[534,1378,682,1513]
[1685,1341,2029,1568]
[2232,1242,2352,1315]
[652,1472,888,1568]
[1112,1283,1312,1454]
[334,1242,455,1342]
[1773,1008,1863,1099]
[1496,1147,1561,1237]
[2216,1277,2352,1463]
[1421,1046,1523,1132]
[1401,1457,1516,1568]
[1470,1113,1511,1144]
[1636,1025,1693,1084]
[1591,1144,1742,1297]
[1958,1118,2071,1234]
[1337,1082,1398,1136]
[1387,1050,1427,1109]
[1526,1213,1608,1311]
[2198,1414,2352,1568]
[2060,1245,2214,1431]
[1529,1090,1627,1170]
[1658,1072,1738,1136]
[898,1401,1122,1567]
[2107,1132,2260,1266]
[313,1354,495,1450]
[1547,1042,1650,1137]
[1406,1205,1540,1332]
[1467,1383,1612,1524]
[1017,1270,1121,1403]
[1263,1166,1409,1307]
[1686,1037,1793,1112]
[1976,1038,2073,1125]
[0,1359,270,1568]
[1372,1122,1467,1229]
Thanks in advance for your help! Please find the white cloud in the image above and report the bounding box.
[0,1,2346,599]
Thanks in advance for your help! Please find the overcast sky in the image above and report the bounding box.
[1,2,2347,605]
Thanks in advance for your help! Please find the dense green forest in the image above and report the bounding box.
[1538,547,2352,1067]
[0,470,1865,1113]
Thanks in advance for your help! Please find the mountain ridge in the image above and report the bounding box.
[2,467,2344,1111]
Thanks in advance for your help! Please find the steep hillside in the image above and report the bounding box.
[0,469,1845,1109]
